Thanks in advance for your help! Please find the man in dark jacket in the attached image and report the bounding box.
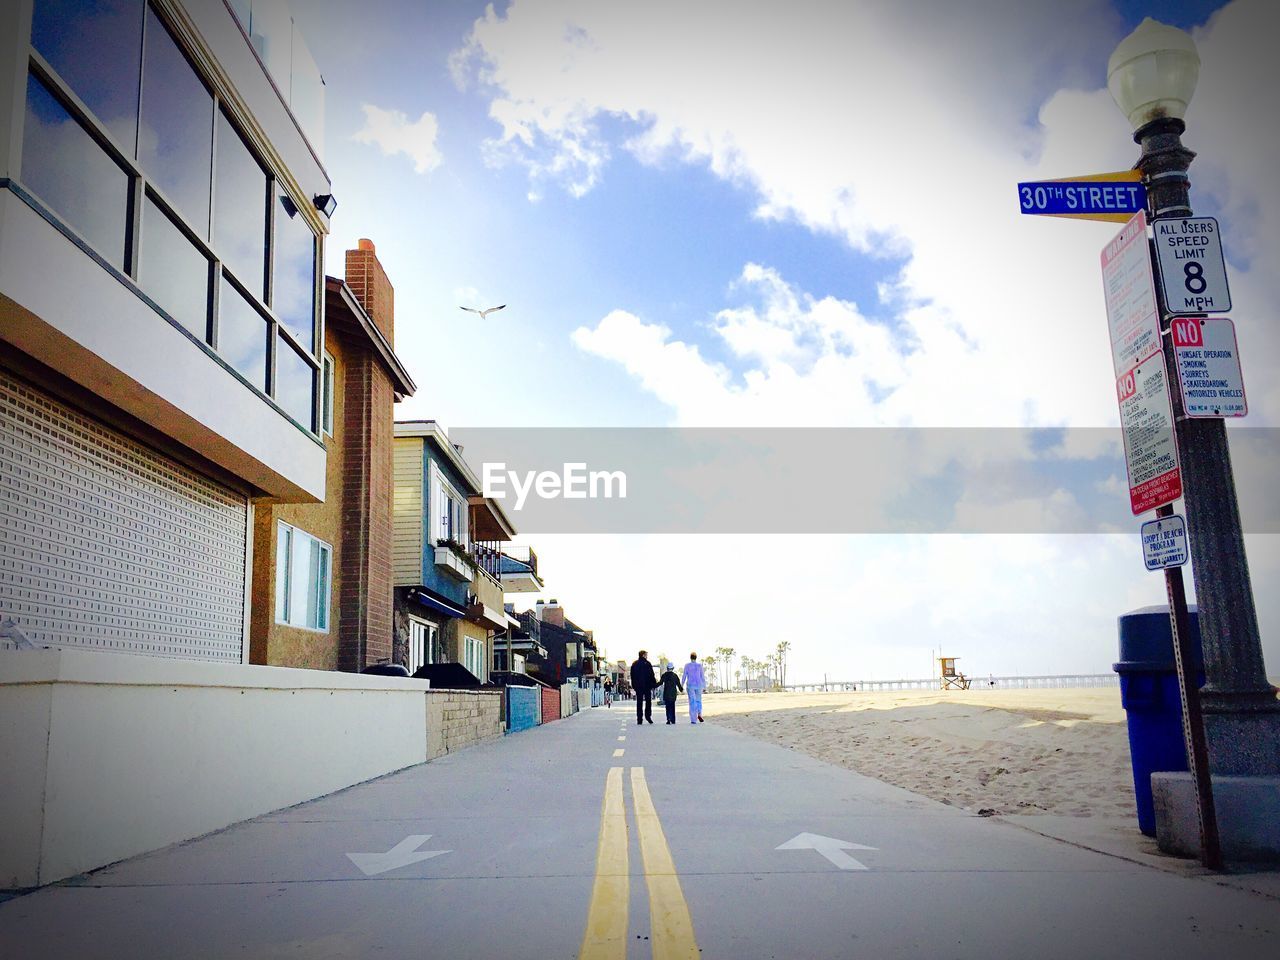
[630,650,658,725]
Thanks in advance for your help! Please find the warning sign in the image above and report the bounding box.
[1101,210,1161,376]
[1117,358,1182,515]
[1171,317,1248,418]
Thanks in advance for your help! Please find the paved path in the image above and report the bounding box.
[1,704,1277,959]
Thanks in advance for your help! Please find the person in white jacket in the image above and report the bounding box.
[681,652,705,724]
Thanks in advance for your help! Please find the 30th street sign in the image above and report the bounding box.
[1017,170,1146,223]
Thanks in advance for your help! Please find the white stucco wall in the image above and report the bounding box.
[0,649,432,888]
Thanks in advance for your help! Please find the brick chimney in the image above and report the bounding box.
[541,599,565,628]
[345,238,394,344]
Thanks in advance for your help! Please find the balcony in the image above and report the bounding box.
[498,546,543,594]
[434,541,475,582]
[466,559,507,630]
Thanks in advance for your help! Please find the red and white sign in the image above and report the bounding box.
[1101,210,1162,376]
[1116,358,1182,515]
[1171,317,1248,418]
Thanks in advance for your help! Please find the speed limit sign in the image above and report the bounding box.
[1153,217,1231,314]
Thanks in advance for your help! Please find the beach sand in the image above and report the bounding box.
[703,688,1134,817]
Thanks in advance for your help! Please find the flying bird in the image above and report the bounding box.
[459,304,507,319]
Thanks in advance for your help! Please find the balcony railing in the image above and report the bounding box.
[502,545,538,577]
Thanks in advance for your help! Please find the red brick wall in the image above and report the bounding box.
[344,240,394,344]
[541,686,561,723]
[336,347,396,671]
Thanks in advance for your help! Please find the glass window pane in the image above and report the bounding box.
[274,523,290,622]
[138,6,212,232]
[218,277,268,389]
[287,531,311,629]
[32,0,143,148]
[321,353,334,434]
[272,188,316,348]
[140,196,209,339]
[314,544,330,630]
[21,73,130,271]
[214,110,267,297]
[276,335,314,430]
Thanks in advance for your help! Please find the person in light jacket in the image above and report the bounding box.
[658,663,684,724]
[681,652,706,724]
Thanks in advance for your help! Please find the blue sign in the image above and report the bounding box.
[1017,172,1147,223]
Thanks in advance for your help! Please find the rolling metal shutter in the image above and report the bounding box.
[0,369,248,661]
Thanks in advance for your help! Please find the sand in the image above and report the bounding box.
[702,688,1135,818]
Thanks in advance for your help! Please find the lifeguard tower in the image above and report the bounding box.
[938,656,970,691]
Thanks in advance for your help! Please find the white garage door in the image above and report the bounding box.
[0,369,249,661]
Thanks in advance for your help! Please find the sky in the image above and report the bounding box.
[293,0,1279,683]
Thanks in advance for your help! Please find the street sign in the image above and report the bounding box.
[1141,514,1188,570]
[1117,357,1182,515]
[1018,170,1146,223]
[1101,210,1161,376]
[1171,317,1248,418]
[1154,217,1231,314]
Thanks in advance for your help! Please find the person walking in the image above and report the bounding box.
[658,663,684,724]
[603,677,614,707]
[630,651,658,725]
[681,652,705,724]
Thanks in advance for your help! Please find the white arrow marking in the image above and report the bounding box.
[346,835,450,877]
[776,832,877,871]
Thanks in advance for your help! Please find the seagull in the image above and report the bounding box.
[459,304,507,319]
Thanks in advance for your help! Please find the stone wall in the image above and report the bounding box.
[426,689,503,760]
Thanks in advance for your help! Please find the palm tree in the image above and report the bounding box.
[716,646,735,691]
[776,640,791,687]
[702,655,718,691]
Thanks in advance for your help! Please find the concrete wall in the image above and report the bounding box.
[0,649,435,889]
[425,689,502,760]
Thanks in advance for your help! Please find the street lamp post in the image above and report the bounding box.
[1108,19,1280,777]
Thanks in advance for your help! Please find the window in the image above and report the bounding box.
[275,334,314,430]
[275,522,331,631]
[321,352,335,435]
[214,108,268,296]
[32,0,144,148]
[21,72,131,271]
[19,0,320,437]
[408,618,437,676]
[464,635,486,680]
[272,186,317,347]
[138,5,213,232]
[432,468,468,547]
[139,195,209,339]
[218,277,268,390]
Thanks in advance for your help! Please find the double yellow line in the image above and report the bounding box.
[579,767,699,960]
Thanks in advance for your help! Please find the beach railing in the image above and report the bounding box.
[782,674,1119,693]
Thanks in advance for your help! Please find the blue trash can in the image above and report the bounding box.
[1113,604,1205,836]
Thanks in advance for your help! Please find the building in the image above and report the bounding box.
[248,240,415,671]
[1,0,331,661]
[517,599,599,688]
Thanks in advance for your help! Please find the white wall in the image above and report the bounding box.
[0,649,432,888]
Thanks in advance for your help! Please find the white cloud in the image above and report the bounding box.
[352,104,443,174]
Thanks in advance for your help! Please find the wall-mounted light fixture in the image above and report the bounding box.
[312,193,337,217]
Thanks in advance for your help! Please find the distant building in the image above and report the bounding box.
[391,422,543,684]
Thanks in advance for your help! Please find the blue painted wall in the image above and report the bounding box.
[412,435,479,608]
[506,686,540,732]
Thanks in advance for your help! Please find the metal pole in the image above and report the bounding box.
[1157,521,1223,870]
[1135,117,1280,781]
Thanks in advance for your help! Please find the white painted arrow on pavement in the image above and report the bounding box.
[346,835,451,877]
[776,832,877,871]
